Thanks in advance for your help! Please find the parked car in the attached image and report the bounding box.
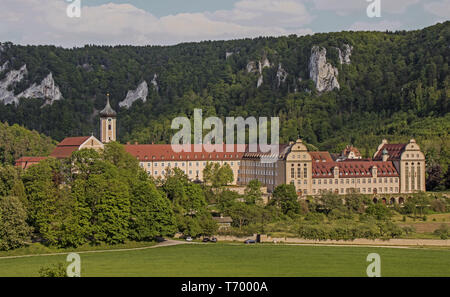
[244,239,256,244]
[185,236,193,242]
[155,236,166,243]
[202,237,210,242]
[210,237,217,243]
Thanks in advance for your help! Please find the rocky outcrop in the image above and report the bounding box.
[309,46,340,93]
[246,61,258,73]
[151,74,159,92]
[261,57,271,69]
[0,65,28,105]
[0,66,63,106]
[119,81,148,109]
[18,72,63,106]
[276,64,288,87]
[226,52,234,59]
[0,61,8,72]
[336,44,353,65]
[247,56,272,88]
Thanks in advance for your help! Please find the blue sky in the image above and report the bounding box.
[0,0,448,47]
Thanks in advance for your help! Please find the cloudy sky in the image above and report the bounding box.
[0,0,448,47]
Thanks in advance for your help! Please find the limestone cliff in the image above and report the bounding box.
[0,66,63,106]
[0,65,28,105]
[119,81,149,109]
[151,74,159,92]
[276,64,288,87]
[336,44,353,65]
[18,73,63,106]
[309,46,340,93]
[247,56,272,88]
[0,61,8,72]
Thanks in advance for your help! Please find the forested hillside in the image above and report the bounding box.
[0,22,448,189]
[0,122,55,164]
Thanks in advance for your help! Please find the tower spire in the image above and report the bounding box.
[100,93,117,143]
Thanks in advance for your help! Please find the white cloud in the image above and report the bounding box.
[349,20,403,31]
[312,0,421,16]
[424,0,450,19]
[0,0,314,47]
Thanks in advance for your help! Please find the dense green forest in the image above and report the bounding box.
[0,122,55,164]
[0,22,448,189]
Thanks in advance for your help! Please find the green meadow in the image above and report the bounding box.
[0,243,449,277]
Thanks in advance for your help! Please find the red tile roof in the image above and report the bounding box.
[50,146,80,159]
[57,136,91,147]
[373,144,407,161]
[125,144,246,162]
[310,151,334,163]
[312,161,399,178]
[15,157,48,169]
[49,136,92,159]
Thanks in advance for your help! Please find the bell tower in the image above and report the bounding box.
[100,93,117,143]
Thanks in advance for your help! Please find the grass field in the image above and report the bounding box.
[0,243,449,277]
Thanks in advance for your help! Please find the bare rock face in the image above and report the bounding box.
[309,46,340,93]
[119,81,148,109]
[226,52,234,59]
[276,64,288,87]
[261,57,271,69]
[257,75,264,88]
[0,65,28,105]
[247,57,273,88]
[18,72,63,106]
[151,74,159,92]
[246,61,258,73]
[336,44,353,65]
[0,61,8,72]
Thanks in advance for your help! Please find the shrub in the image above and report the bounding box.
[433,224,449,240]
[304,212,325,223]
[431,199,446,213]
[38,263,67,277]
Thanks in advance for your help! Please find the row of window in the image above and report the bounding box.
[312,187,399,194]
[313,177,398,185]
[243,161,278,168]
[243,169,276,176]
[290,166,308,179]
[142,161,240,168]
